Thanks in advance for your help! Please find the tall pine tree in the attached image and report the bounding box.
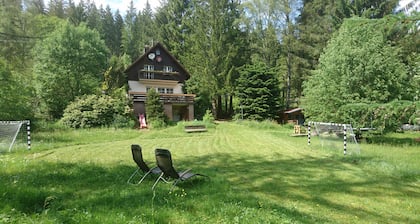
[236,62,281,121]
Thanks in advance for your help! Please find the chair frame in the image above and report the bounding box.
[152,148,208,190]
[127,144,161,185]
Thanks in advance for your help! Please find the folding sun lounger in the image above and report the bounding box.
[152,148,209,190]
[127,144,162,185]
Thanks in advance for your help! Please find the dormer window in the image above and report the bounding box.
[144,65,154,79]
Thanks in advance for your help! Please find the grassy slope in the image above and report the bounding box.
[0,121,419,223]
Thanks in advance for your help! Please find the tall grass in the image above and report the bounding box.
[0,121,419,223]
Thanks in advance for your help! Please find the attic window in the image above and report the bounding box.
[156,49,161,55]
[144,64,154,71]
[163,66,173,73]
[144,65,154,79]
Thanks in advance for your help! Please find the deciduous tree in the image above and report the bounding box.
[33,22,109,119]
[301,17,408,122]
[0,58,33,120]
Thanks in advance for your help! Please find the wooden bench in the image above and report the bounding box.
[184,125,207,133]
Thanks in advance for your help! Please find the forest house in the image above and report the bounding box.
[125,42,195,122]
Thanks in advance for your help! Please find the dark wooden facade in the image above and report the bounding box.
[125,43,195,122]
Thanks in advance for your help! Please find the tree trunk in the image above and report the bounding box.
[217,95,223,119]
[229,95,233,117]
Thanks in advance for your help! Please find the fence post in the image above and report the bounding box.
[343,125,347,155]
[27,120,31,150]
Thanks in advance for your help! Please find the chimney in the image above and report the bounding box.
[144,45,150,54]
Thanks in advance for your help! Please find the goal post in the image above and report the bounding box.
[0,120,31,152]
[307,121,360,155]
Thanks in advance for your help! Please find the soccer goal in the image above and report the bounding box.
[0,120,31,152]
[307,122,360,155]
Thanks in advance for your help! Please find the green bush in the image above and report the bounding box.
[336,100,417,133]
[148,119,167,129]
[0,58,34,120]
[336,103,375,128]
[371,100,416,133]
[60,94,132,128]
[202,109,215,124]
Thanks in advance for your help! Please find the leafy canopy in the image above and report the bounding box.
[302,17,408,122]
[0,58,33,120]
[33,22,109,119]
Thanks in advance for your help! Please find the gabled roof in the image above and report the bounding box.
[124,42,190,79]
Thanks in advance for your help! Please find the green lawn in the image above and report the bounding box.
[1,121,419,223]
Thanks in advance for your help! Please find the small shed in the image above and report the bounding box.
[282,108,304,125]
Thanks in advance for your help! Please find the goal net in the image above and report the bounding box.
[308,122,360,155]
[0,121,30,152]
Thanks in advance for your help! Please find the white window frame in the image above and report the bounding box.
[158,88,165,94]
[166,88,174,94]
[144,65,154,79]
[163,66,173,73]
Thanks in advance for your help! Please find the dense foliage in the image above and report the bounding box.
[145,89,168,128]
[336,101,419,132]
[236,62,281,121]
[33,22,109,119]
[0,59,33,120]
[0,0,418,132]
[61,94,132,128]
[301,16,417,131]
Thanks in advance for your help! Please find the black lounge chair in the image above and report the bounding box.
[152,148,209,190]
[127,144,161,185]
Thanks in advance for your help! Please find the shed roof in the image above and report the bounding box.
[284,108,303,114]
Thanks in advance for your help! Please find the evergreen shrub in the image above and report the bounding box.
[145,89,168,129]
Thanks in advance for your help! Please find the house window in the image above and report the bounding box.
[144,64,154,71]
[144,65,154,79]
[163,66,173,73]
[158,88,165,94]
[166,88,174,94]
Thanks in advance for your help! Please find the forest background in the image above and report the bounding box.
[0,0,418,132]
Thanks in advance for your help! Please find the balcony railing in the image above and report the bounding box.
[138,69,180,78]
[129,92,195,104]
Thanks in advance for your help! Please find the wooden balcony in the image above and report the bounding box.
[139,69,180,75]
[129,92,195,104]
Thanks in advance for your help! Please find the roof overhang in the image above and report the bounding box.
[284,108,303,114]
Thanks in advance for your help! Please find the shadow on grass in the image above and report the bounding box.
[173,152,419,223]
[1,152,419,223]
